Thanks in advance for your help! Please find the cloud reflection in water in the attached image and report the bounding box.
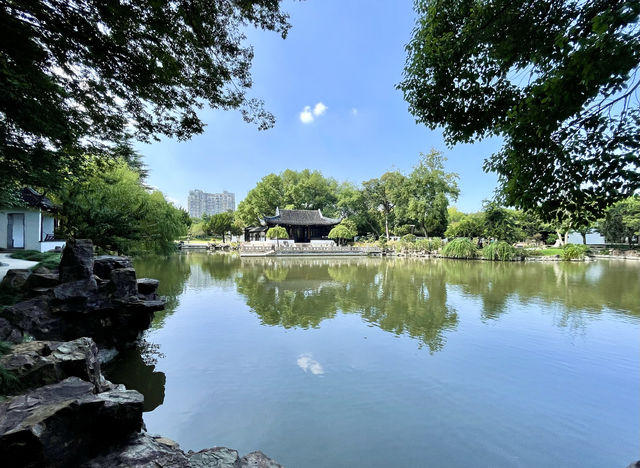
[297,353,324,375]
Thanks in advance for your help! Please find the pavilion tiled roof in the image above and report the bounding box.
[263,208,341,226]
[20,188,58,212]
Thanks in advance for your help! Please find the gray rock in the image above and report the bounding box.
[93,256,133,280]
[84,433,284,468]
[0,338,102,392]
[238,452,284,468]
[137,278,159,296]
[110,268,138,299]
[1,296,56,337]
[0,317,23,343]
[0,377,143,468]
[83,433,190,467]
[25,269,59,291]
[0,269,31,291]
[1,239,165,350]
[59,239,95,282]
[189,447,240,468]
[53,277,98,302]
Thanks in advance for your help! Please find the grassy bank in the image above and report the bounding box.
[9,251,61,270]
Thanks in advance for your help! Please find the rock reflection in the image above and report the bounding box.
[104,346,166,412]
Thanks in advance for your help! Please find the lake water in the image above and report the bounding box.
[106,254,640,468]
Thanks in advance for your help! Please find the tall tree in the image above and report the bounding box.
[399,0,640,221]
[402,150,459,236]
[203,211,235,243]
[337,182,382,237]
[1,0,290,197]
[362,171,405,240]
[236,169,342,226]
[482,201,524,243]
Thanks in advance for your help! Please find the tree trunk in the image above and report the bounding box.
[564,231,569,245]
[581,232,586,244]
[554,230,564,247]
[385,216,389,240]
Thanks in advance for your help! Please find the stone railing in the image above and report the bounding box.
[240,243,380,256]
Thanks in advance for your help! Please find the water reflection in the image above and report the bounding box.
[119,254,639,467]
[124,254,639,405]
[136,254,639,349]
[104,347,166,412]
[297,353,324,375]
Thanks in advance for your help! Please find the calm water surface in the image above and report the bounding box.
[106,254,640,468]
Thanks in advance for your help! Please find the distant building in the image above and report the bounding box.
[187,190,235,218]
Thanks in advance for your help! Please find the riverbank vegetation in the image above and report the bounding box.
[237,150,459,239]
[56,157,189,255]
[8,251,62,270]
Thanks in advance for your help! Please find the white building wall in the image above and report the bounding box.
[0,212,7,249]
[0,209,40,250]
[24,211,42,251]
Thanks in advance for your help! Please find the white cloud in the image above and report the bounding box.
[351,108,358,116]
[299,106,314,124]
[313,102,328,116]
[297,353,324,375]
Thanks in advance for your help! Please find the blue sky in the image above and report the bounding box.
[137,0,501,213]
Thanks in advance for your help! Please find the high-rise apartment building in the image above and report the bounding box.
[187,190,235,218]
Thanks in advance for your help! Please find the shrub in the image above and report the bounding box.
[561,243,589,260]
[441,238,478,259]
[482,241,517,261]
[415,239,431,252]
[401,234,416,243]
[546,233,558,245]
[266,226,288,240]
[430,238,443,251]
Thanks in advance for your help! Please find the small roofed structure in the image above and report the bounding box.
[262,208,341,243]
[244,225,268,242]
[0,188,65,252]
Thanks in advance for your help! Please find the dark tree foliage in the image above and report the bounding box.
[0,0,289,197]
[399,0,640,220]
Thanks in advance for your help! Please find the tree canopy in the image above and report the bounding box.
[0,0,290,199]
[599,195,640,244]
[57,157,188,254]
[202,211,240,243]
[399,0,640,220]
[328,219,358,245]
[266,226,288,240]
[236,169,341,226]
[236,151,459,240]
